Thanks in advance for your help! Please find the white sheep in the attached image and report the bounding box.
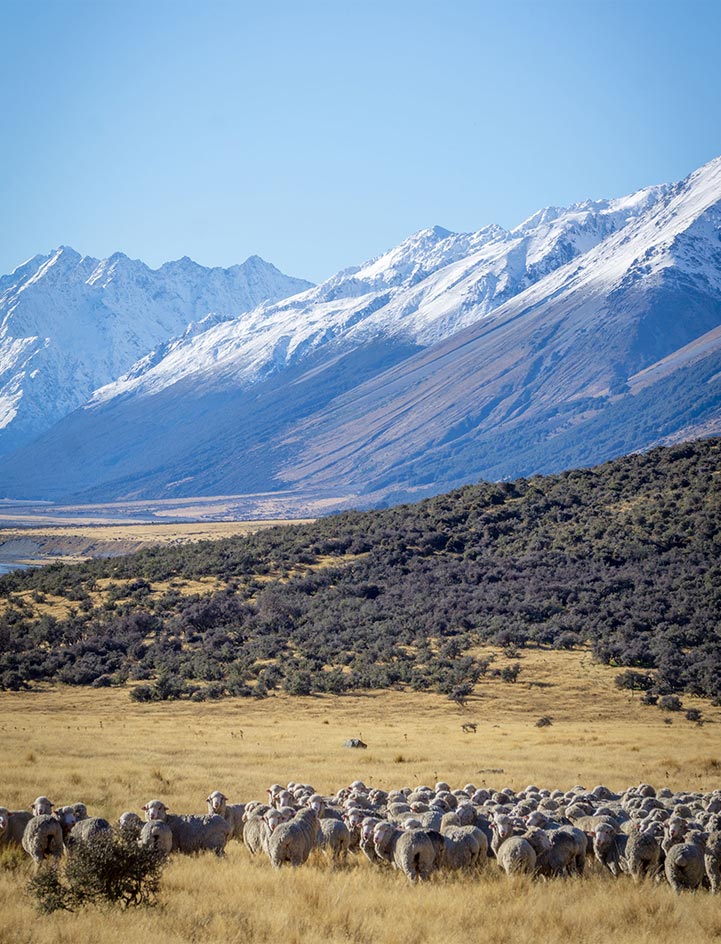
[141,799,231,856]
[21,814,64,864]
[495,836,537,876]
[665,840,705,892]
[68,816,113,846]
[138,820,174,857]
[206,790,245,840]
[0,806,32,848]
[118,811,144,839]
[372,822,436,881]
[266,808,319,868]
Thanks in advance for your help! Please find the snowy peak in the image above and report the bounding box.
[0,248,313,452]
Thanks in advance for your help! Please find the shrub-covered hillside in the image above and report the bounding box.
[1,438,720,701]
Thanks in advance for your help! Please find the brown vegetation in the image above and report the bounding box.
[2,649,721,942]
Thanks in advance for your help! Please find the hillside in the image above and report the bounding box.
[1,437,719,701]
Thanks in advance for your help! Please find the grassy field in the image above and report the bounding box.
[2,648,721,943]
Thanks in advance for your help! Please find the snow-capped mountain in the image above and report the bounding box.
[0,248,312,453]
[88,183,668,405]
[1,155,720,508]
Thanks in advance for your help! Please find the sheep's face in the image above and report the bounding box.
[308,795,324,816]
[55,806,76,834]
[0,808,8,834]
[345,809,364,830]
[264,810,284,833]
[493,816,514,841]
[526,811,547,828]
[32,796,53,816]
[207,791,226,815]
[143,800,168,822]
[592,823,616,853]
[666,818,687,842]
[373,822,393,848]
[361,818,378,842]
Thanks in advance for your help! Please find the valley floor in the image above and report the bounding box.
[1,650,720,942]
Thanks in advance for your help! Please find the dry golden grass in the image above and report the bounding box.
[2,648,721,943]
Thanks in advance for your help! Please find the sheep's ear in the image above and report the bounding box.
[141,805,148,811]
[206,796,211,803]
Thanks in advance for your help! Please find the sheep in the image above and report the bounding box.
[118,811,144,839]
[704,830,721,893]
[624,828,662,881]
[31,796,54,817]
[523,827,581,878]
[0,806,32,848]
[141,799,231,856]
[495,836,537,876]
[138,820,174,857]
[206,791,245,841]
[242,807,272,855]
[54,805,77,839]
[21,814,64,865]
[316,816,351,861]
[664,841,705,892]
[359,816,382,864]
[372,822,436,882]
[266,808,319,868]
[438,824,488,871]
[591,822,627,876]
[68,816,113,846]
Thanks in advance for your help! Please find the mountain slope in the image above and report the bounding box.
[0,248,312,453]
[1,157,720,505]
[277,156,721,499]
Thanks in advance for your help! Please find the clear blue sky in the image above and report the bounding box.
[2,0,720,283]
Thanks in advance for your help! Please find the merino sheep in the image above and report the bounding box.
[438,825,488,871]
[524,827,577,878]
[495,836,537,876]
[68,817,112,846]
[206,791,245,841]
[704,830,721,893]
[665,841,705,892]
[242,807,273,855]
[624,829,662,881]
[316,816,351,861]
[138,820,174,857]
[0,806,32,848]
[53,806,77,839]
[118,811,144,839]
[373,822,436,882]
[266,808,319,868]
[141,799,231,856]
[22,814,64,865]
[31,796,54,817]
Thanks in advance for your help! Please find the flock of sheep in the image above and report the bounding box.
[3,779,721,893]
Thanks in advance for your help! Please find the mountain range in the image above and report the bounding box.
[1,155,721,510]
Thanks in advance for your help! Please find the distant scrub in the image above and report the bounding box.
[1,438,721,701]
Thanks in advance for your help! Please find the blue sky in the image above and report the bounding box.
[2,0,720,283]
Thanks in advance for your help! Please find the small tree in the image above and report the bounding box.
[28,831,165,913]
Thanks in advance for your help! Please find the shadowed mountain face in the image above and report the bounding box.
[1,156,721,506]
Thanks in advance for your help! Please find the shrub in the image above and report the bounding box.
[686,708,703,723]
[659,694,683,712]
[27,831,165,912]
[615,669,654,691]
[639,691,659,706]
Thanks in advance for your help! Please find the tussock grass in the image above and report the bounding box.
[2,648,721,942]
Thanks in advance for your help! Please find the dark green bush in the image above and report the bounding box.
[27,831,165,912]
